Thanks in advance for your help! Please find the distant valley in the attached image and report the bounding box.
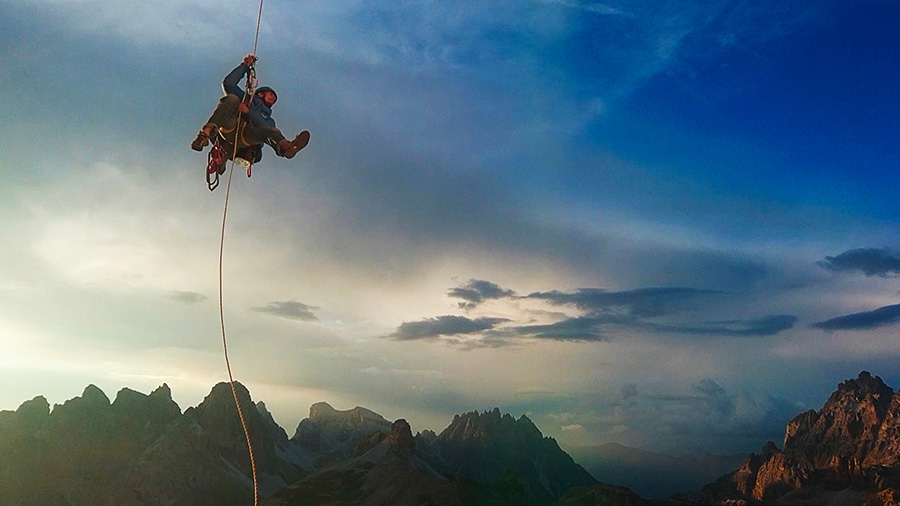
[566,443,747,499]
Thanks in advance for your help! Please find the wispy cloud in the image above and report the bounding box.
[510,316,613,342]
[388,281,793,347]
[165,291,207,305]
[251,301,320,322]
[811,303,900,331]
[26,0,246,48]
[389,315,510,341]
[654,314,798,338]
[526,287,719,318]
[817,248,900,277]
[449,279,516,310]
[536,0,633,17]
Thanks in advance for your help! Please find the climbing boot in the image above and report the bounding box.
[277,131,310,159]
[191,125,216,151]
[191,131,209,151]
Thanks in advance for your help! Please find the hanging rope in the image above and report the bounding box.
[218,162,259,506]
[252,0,264,57]
[218,1,265,505]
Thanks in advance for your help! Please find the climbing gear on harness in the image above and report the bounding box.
[206,136,227,191]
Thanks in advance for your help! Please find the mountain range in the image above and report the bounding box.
[3,371,900,505]
[0,382,638,506]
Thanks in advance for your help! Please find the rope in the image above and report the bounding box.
[218,162,259,506]
[217,1,266,505]
[252,0,264,57]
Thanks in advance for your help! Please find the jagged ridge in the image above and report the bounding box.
[0,384,638,506]
[668,371,900,506]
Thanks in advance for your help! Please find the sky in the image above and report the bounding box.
[2,0,900,457]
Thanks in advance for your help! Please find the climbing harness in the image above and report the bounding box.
[207,133,258,191]
[216,0,266,504]
[206,139,227,191]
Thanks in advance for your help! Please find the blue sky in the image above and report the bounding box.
[2,0,900,456]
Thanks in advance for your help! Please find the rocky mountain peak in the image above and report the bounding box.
[149,383,173,401]
[308,401,384,425]
[197,381,251,411]
[836,370,892,396]
[699,371,900,505]
[110,386,181,428]
[0,396,50,432]
[439,408,542,443]
[760,440,780,459]
[783,371,897,457]
[48,384,112,426]
[81,384,111,407]
[428,407,598,506]
[17,396,50,421]
[292,401,392,460]
[308,401,337,418]
[388,419,415,456]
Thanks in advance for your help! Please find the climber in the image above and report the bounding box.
[191,54,308,160]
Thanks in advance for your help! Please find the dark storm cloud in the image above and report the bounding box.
[655,314,798,337]
[818,248,900,277]
[251,301,320,322]
[165,291,207,304]
[811,303,900,331]
[448,279,516,310]
[389,315,509,340]
[526,287,720,318]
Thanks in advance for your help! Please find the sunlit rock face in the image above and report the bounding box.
[678,371,900,506]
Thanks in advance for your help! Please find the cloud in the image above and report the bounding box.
[654,314,798,337]
[389,315,510,341]
[540,379,799,454]
[449,279,516,309]
[511,316,614,342]
[817,248,900,277]
[537,0,632,17]
[387,282,794,347]
[251,301,320,322]
[811,303,900,331]
[165,291,207,304]
[526,287,719,318]
[692,378,734,417]
[22,0,246,49]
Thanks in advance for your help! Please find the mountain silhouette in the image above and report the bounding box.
[0,382,638,506]
[7,372,895,505]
